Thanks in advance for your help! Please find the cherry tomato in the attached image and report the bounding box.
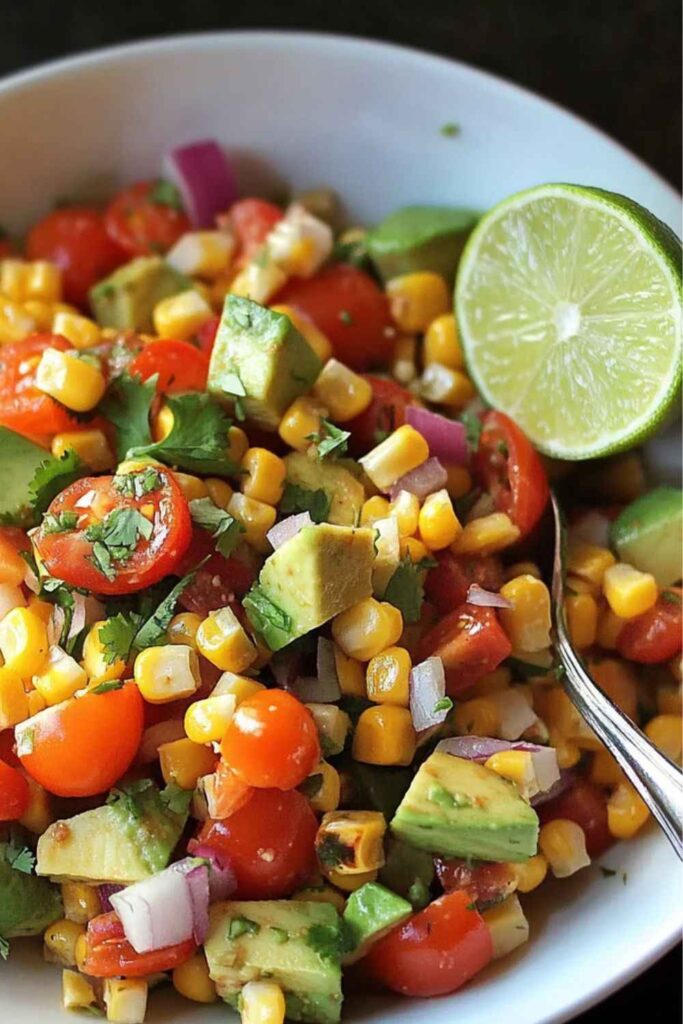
[474,411,549,539]
[221,690,320,790]
[195,315,220,356]
[177,528,256,616]
[418,604,512,694]
[539,779,612,857]
[196,788,318,899]
[104,181,190,257]
[0,334,77,438]
[201,759,254,819]
[33,468,191,595]
[84,911,196,978]
[0,729,20,767]
[226,198,283,264]
[434,857,516,907]
[425,552,504,616]
[0,238,13,258]
[278,265,394,371]
[128,339,209,394]
[19,684,143,797]
[0,759,29,820]
[347,376,414,454]
[366,890,492,997]
[26,207,125,306]
[617,588,682,664]
[0,526,31,587]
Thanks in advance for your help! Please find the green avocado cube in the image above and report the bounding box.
[0,426,52,523]
[89,256,191,331]
[0,843,62,938]
[342,882,412,963]
[366,205,479,283]
[609,486,683,586]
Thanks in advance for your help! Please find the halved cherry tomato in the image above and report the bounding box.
[84,911,196,978]
[366,890,493,997]
[226,198,283,265]
[347,376,414,454]
[128,339,209,394]
[0,729,20,767]
[26,207,125,306]
[418,603,512,694]
[617,588,682,664]
[204,759,254,819]
[33,468,191,595]
[195,315,220,356]
[19,683,143,797]
[0,334,77,438]
[196,788,318,899]
[0,759,29,820]
[278,265,394,371]
[539,779,612,857]
[176,528,256,616]
[474,410,549,539]
[104,181,190,257]
[434,857,517,907]
[221,690,320,790]
[425,552,504,616]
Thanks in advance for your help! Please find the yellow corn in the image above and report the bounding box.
[444,465,473,500]
[27,688,47,716]
[590,749,623,787]
[212,671,266,704]
[332,598,403,662]
[423,312,462,368]
[0,296,36,342]
[35,347,105,412]
[504,563,541,584]
[645,715,682,763]
[327,867,378,892]
[51,429,114,471]
[452,512,520,556]
[548,728,582,769]
[352,705,416,765]
[316,810,386,874]
[482,894,529,960]
[231,258,287,305]
[151,403,175,442]
[173,472,209,501]
[454,698,500,737]
[52,310,100,350]
[359,425,429,492]
[196,606,257,672]
[607,781,650,839]
[74,933,88,973]
[312,358,373,421]
[134,644,201,703]
[567,540,616,587]
[366,645,412,706]
[539,819,591,877]
[564,592,598,649]
[278,396,328,451]
[240,447,287,505]
[83,621,127,684]
[420,364,476,408]
[333,646,366,698]
[33,645,87,705]
[485,750,537,799]
[400,537,431,563]
[27,596,52,623]
[167,611,202,649]
[389,490,420,538]
[305,703,352,757]
[205,477,234,509]
[184,693,237,744]
[103,977,148,1024]
[0,666,29,728]
[25,260,62,301]
[152,289,213,340]
[603,563,658,619]
[224,425,249,464]
[18,775,52,834]
[1,259,29,301]
[227,492,277,554]
[418,488,461,550]
[499,575,551,653]
[513,853,548,893]
[61,881,101,925]
[271,304,332,363]
[0,606,48,678]
[391,334,418,384]
[293,885,346,911]
[62,969,97,1012]
[361,495,391,526]
[596,606,626,649]
[172,950,218,1003]
[167,231,235,278]
[159,737,217,790]
[308,761,341,813]
[240,980,286,1024]
[386,272,449,333]
[43,918,85,967]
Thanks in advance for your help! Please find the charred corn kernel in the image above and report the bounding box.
[400,536,431,563]
[197,606,257,672]
[392,334,418,384]
[62,969,97,1012]
[293,885,346,911]
[316,810,386,874]
[564,592,598,649]
[513,853,548,893]
[35,348,105,412]
[24,260,62,302]
[645,714,682,763]
[603,563,657,619]
[134,644,200,703]
[33,645,87,705]
[386,272,449,333]
[167,611,202,649]
[173,472,208,501]
[567,540,616,587]
[390,490,420,538]
[167,231,235,278]
[485,750,538,799]
[499,575,552,653]
[271,304,333,363]
[306,703,352,756]
[540,819,591,877]
[153,289,213,340]
[61,881,101,924]
[0,665,29,730]
[0,606,48,677]
[213,671,266,703]
[52,310,100,349]
[240,980,286,1024]
[308,761,341,813]
[231,258,287,304]
[420,364,475,408]
[333,646,366,698]
[361,495,391,526]
[359,425,429,492]
[470,667,512,698]
[51,429,114,471]
[504,561,541,582]
[184,693,237,744]
[590,749,623,787]
[0,296,36,342]
[241,447,287,504]
[327,867,378,892]
[423,313,463,368]
[172,950,218,1003]
[597,606,627,649]
[227,492,277,554]
[454,698,500,737]
[366,646,412,706]
[313,359,373,421]
[444,465,472,500]
[418,489,461,550]
[159,736,217,790]
[103,977,148,1024]
[352,705,416,765]
[151,403,175,442]
[332,598,399,662]
[453,513,520,556]
[278,395,327,451]
[483,894,529,959]
[227,425,250,463]
[205,477,234,509]
[83,621,127,683]
[607,781,650,839]
[43,918,85,967]
[19,775,53,833]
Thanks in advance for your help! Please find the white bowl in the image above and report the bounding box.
[0,30,680,1024]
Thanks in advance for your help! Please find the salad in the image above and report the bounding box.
[0,139,680,1024]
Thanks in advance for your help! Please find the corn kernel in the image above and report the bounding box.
[52,310,100,350]
[173,472,208,501]
[313,359,373,421]
[134,644,201,703]
[278,395,327,452]
[452,512,520,556]
[454,697,500,737]
[423,313,462,368]
[386,272,449,333]
[420,364,475,408]
[184,693,237,744]
[167,611,202,649]
[513,853,548,893]
[418,488,461,550]
[231,259,287,305]
[205,477,234,509]
[196,606,257,672]
[172,950,218,1003]
[271,304,333,363]
[539,819,591,877]
[548,728,582,769]
[240,980,286,1024]
[225,425,250,464]
[469,666,512,698]
[0,666,29,728]
[603,563,658,619]
[153,289,213,340]
[444,465,473,501]
[360,495,391,526]
[564,592,598,649]
[0,258,29,300]
[607,781,650,839]
[43,918,85,967]
[366,646,412,706]
[658,683,682,716]
[333,646,366,698]
[0,296,36,342]
[352,705,416,765]
[159,736,217,790]
[241,447,286,505]
[567,540,616,587]
[51,429,114,471]
[504,561,541,583]
[228,492,277,554]
[151,403,175,442]
[590,749,624,787]
[0,606,48,677]
[485,750,538,799]
[382,603,404,648]
[308,761,341,813]
[399,537,431,563]
[62,969,97,1012]
[359,425,429,492]
[305,703,352,757]
[33,645,87,705]
[167,231,235,278]
[392,334,418,384]
[103,977,148,1024]
[25,260,62,302]
[645,714,682,763]
[212,671,266,703]
[19,775,53,833]
[597,606,627,649]
[332,598,401,662]
[35,347,105,412]
[23,299,56,330]
[499,575,551,653]
[61,881,101,924]
[316,810,386,874]
[83,620,127,684]
[26,595,51,623]
[390,490,420,538]
[327,867,378,892]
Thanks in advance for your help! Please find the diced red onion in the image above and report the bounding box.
[316,638,341,697]
[405,406,469,466]
[271,649,302,689]
[164,139,239,228]
[530,768,575,807]
[437,736,515,761]
[98,884,124,913]
[437,736,560,795]
[489,689,538,740]
[110,864,196,953]
[290,674,340,704]
[466,584,513,609]
[410,656,449,732]
[172,859,210,944]
[267,512,312,551]
[389,457,448,500]
[187,842,238,902]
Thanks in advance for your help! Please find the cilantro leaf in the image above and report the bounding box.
[280,483,330,524]
[0,935,8,960]
[661,590,682,606]
[440,122,461,137]
[41,510,78,535]
[133,569,199,650]
[383,556,437,624]
[149,179,184,210]
[5,836,36,874]
[307,419,350,461]
[99,612,141,665]
[38,577,83,654]
[29,450,87,519]
[159,782,193,815]
[85,507,153,581]
[91,679,125,695]
[243,585,293,651]
[190,497,245,558]
[433,696,453,714]
[130,392,237,477]
[459,411,482,453]
[113,467,163,499]
[99,373,157,460]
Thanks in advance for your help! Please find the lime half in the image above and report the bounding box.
[455,184,682,459]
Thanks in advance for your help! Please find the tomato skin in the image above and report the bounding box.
[475,411,549,539]
[0,334,78,438]
[26,207,125,306]
[347,376,414,455]
[129,339,209,394]
[539,779,612,857]
[221,690,320,790]
[366,890,492,997]
[0,729,20,767]
[425,552,504,616]
[84,911,196,978]
[278,265,394,371]
[434,857,516,907]
[177,528,256,616]
[196,788,318,899]
[0,759,29,820]
[227,198,283,264]
[104,181,190,257]
[616,589,682,664]
[19,683,143,797]
[418,604,512,694]
[195,315,220,356]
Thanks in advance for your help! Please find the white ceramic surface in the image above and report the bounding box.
[0,30,680,1024]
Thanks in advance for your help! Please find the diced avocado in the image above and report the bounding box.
[0,426,50,523]
[366,205,479,283]
[204,900,344,1024]
[89,256,191,331]
[284,453,365,526]
[391,752,539,862]
[379,839,435,907]
[342,882,412,963]
[244,524,375,650]
[37,781,189,883]
[208,296,322,428]
[609,487,682,586]
[0,842,62,937]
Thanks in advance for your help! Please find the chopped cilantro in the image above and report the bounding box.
[99,612,140,665]
[129,390,236,476]
[307,419,350,461]
[661,590,682,605]
[190,497,245,558]
[91,679,125,695]
[113,467,163,499]
[149,178,184,211]
[407,877,431,910]
[29,449,87,520]
[332,236,371,271]
[459,410,482,452]
[433,696,453,714]
[243,585,293,648]
[5,836,35,874]
[85,507,153,580]
[298,774,324,799]
[316,834,354,869]
[306,922,351,961]
[383,556,437,624]
[0,935,8,960]
[159,782,193,815]
[41,510,78,535]
[228,916,260,940]
[440,122,461,137]
[100,373,158,461]
[466,901,477,911]
[133,569,200,649]
[280,483,330,524]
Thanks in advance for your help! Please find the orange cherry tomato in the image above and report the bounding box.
[128,339,209,394]
[0,334,77,438]
[205,759,254,819]
[104,181,190,257]
[0,759,29,820]
[84,911,196,978]
[475,410,549,539]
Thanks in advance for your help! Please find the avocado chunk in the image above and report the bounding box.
[284,453,365,526]
[342,882,412,963]
[204,899,344,1024]
[0,841,62,937]
[366,205,479,283]
[89,256,191,331]
[37,781,190,883]
[391,751,539,862]
[609,487,683,586]
[244,523,375,650]
[208,296,322,429]
[0,426,51,523]
[379,839,435,908]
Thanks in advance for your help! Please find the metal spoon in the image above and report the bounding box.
[550,491,683,860]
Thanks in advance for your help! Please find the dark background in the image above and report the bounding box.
[1,0,681,1019]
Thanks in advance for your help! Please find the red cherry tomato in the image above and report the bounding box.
[0,759,29,820]
[418,604,512,694]
[425,552,505,616]
[104,181,190,257]
[33,468,191,596]
[176,528,256,616]
[434,857,516,906]
[366,890,493,997]
[196,315,220,356]
[26,207,125,306]
[196,788,318,899]
[19,684,143,797]
[227,198,283,264]
[617,588,682,664]
[539,779,612,857]
[84,911,196,978]
[278,265,394,371]
[474,411,549,539]
[347,376,414,454]
[0,334,78,438]
[0,729,20,767]
[128,339,209,394]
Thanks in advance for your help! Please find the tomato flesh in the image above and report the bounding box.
[0,334,77,438]
[104,181,190,257]
[84,911,196,977]
[435,857,517,907]
[475,410,549,538]
[617,589,682,664]
[129,339,209,394]
[539,779,612,857]
[226,198,283,264]
[347,376,414,454]
[418,603,512,694]
[0,759,29,820]
[425,552,504,616]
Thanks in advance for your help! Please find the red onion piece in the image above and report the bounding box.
[67,593,88,641]
[410,656,449,732]
[389,457,448,500]
[98,884,124,913]
[466,584,513,609]
[110,865,196,953]
[406,406,469,466]
[437,736,514,761]
[290,673,340,704]
[437,736,560,794]
[172,859,210,944]
[164,139,239,228]
[187,842,238,902]
[267,512,312,551]
[530,768,575,807]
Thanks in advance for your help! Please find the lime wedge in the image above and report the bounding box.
[455,184,682,459]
